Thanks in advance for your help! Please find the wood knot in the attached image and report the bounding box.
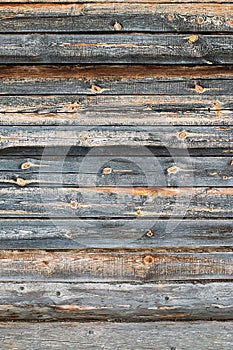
[194,83,205,94]
[90,84,105,94]
[188,35,199,43]
[197,17,204,24]
[136,209,142,216]
[178,130,187,140]
[143,255,155,264]
[102,167,112,175]
[114,21,122,31]
[70,200,78,209]
[167,14,174,21]
[16,177,27,187]
[167,166,179,174]
[21,161,31,170]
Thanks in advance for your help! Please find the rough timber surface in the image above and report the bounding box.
[1,3,233,33]
[0,282,230,321]
[0,156,233,187]
[0,34,233,64]
[0,186,233,218]
[1,65,232,95]
[0,249,231,282]
[0,219,232,248]
[0,321,233,349]
[0,126,232,150]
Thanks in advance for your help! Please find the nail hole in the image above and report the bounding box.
[56,291,61,297]
[20,286,24,291]
[146,230,154,237]
[165,296,169,301]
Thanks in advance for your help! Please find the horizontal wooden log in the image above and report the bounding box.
[0,34,233,64]
[1,146,232,157]
[1,3,233,33]
[0,126,232,150]
[1,65,233,95]
[0,219,232,248]
[0,186,232,218]
[0,250,231,282]
[0,321,232,349]
[0,282,230,321]
[0,156,233,187]
[0,95,233,126]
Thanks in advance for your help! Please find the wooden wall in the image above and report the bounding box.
[0,0,233,347]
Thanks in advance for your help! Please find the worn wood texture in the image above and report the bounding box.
[0,249,231,282]
[0,321,233,349]
[1,65,232,95]
[0,282,230,320]
[0,95,233,125]
[0,186,232,218]
[0,321,232,349]
[0,34,233,64]
[0,156,233,187]
[0,126,232,150]
[0,219,232,248]
[1,3,233,33]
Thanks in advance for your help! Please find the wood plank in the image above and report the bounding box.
[0,186,232,218]
[0,34,233,64]
[0,219,232,248]
[0,156,232,187]
[0,321,232,349]
[0,95,233,126]
[0,250,231,282]
[1,65,232,95]
[0,126,233,150]
[0,282,230,320]
[2,0,232,3]
[1,3,233,33]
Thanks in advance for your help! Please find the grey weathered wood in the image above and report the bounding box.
[0,282,230,320]
[0,126,232,150]
[0,156,232,187]
[1,65,232,95]
[0,219,232,248]
[0,186,232,218]
[0,321,232,349]
[0,34,233,64]
[0,250,231,282]
[0,95,233,125]
[1,3,233,33]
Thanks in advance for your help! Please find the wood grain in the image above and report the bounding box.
[0,95,233,126]
[1,65,232,95]
[0,282,230,320]
[0,219,232,248]
[0,156,233,187]
[0,126,232,150]
[0,186,232,218]
[0,249,231,282]
[0,34,232,64]
[1,3,233,33]
[0,321,232,349]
